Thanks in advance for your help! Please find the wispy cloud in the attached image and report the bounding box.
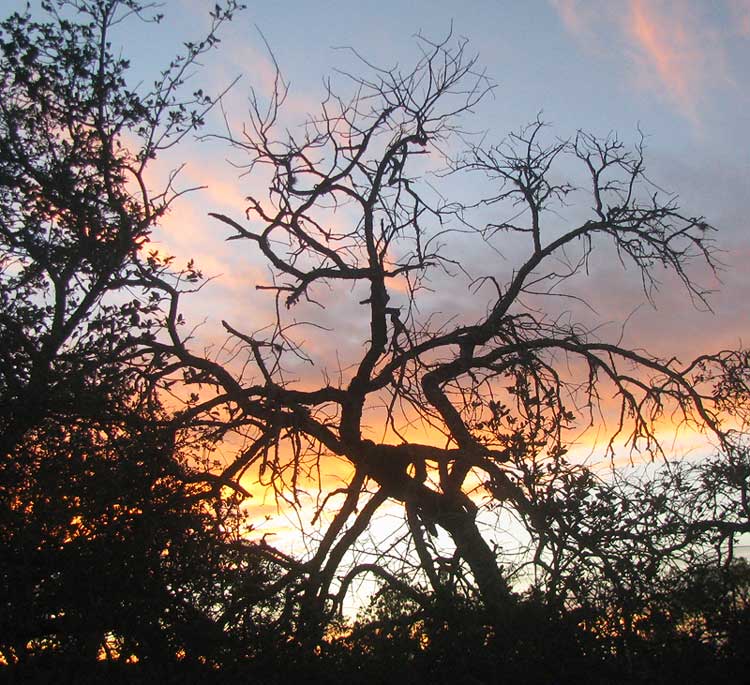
[549,0,601,39]
[550,0,736,126]
[626,0,732,125]
[730,0,750,36]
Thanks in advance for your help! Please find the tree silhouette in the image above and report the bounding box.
[2,1,749,679]
[141,31,749,640]
[0,0,267,671]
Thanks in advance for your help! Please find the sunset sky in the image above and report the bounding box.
[117,0,749,366]
[5,0,750,645]
[20,0,748,524]
[106,0,749,558]
[10,0,750,610]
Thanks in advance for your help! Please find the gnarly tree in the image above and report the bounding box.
[143,33,748,638]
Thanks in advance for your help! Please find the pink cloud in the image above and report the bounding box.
[629,2,692,107]
[730,0,750,36]
[626,0,731,124]
[549,0,600,38]
[551,0,735,126]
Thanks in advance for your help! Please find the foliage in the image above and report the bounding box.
[0,0,268,675]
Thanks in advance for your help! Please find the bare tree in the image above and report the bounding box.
[142,33,748,637]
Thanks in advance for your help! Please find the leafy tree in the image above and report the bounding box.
[0,0,241,454]
[0,0,270,674]
[2,387,224,667]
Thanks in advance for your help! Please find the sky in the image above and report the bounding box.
[120,0,750,363]
[120,0,750,553]
[6,0,742,388]
[103,1,746,462]
[11,0,750,606]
